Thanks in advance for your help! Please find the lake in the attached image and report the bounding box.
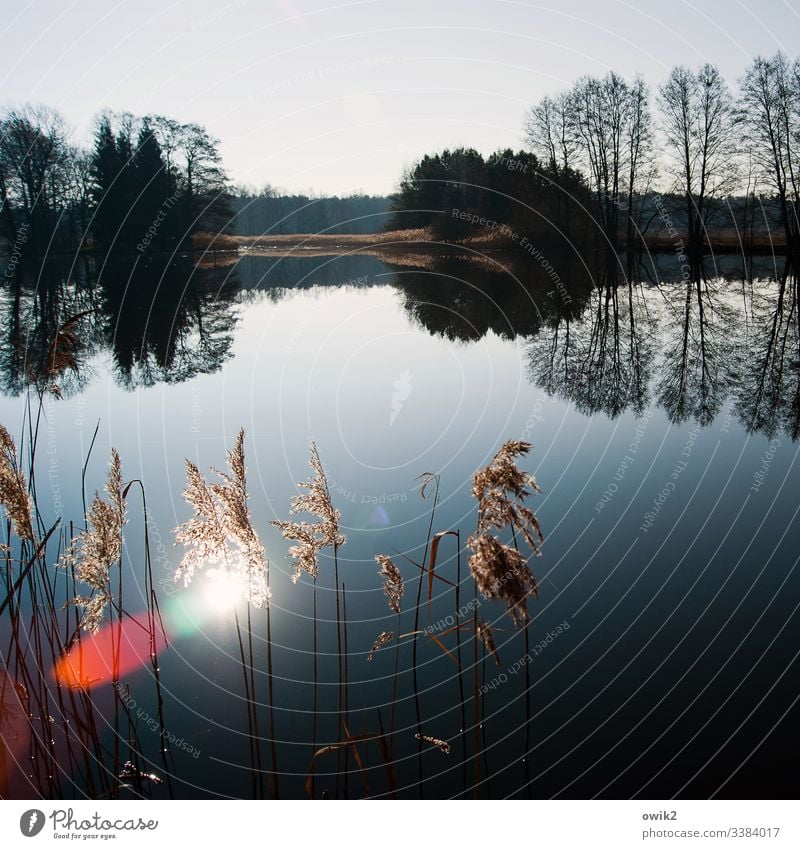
[1,248,798,799]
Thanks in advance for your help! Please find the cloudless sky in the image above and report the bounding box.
[2,0,799,195]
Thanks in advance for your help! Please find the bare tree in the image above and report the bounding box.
[739,52,800,256]
[658,63,736,254]
[524,92,576,172]
[625,75,656,253]
[0,104,71,252]
[570,72,632,250]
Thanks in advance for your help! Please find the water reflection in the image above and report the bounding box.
[1,254,240,395]
[735,272,799,439]
[656,265,736,427]
[527,269,655,418]
[1,250,797,440]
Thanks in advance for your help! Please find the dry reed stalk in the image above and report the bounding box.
[453,530,468,795]
[472,599,481,798]
[60,449,126,634]
[375,554,404,739]
[124,480,175,797]
[467,441,543,627]
[273,442,345,794]
[411,471,440,798]
[175,430,269,607]
[342,580,350,799]
[0,423,34,541]
[415,733,451,755]
[376,554,404,614]
[477,620,501,667]
[367,631,394,662]
[265,558,279,799]
[523,620,532,798]
[174,430,268,797]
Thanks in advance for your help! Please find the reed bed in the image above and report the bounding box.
[1,413,543,800]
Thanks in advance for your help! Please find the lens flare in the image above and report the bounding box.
[203,567,245,614]
[53,612,166,689]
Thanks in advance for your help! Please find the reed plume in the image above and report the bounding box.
[63,449,126,632]
[273,442,345,582]
[274,442,345,795]
[367,631,394,662]
[415,733,451,755]
[26,313,86,399]
[174,430,268,607]
[0,423,33,540]
[376,554,403,614]
[477,620,500,667]
[467,440,543,627]
[175,430,267,794]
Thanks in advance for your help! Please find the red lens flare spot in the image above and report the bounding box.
[54,613,166,689]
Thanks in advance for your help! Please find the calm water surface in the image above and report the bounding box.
[1,250,797,798]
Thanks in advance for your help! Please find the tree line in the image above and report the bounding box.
[392,52,800,259]
[230,188,390,235]
[0,105,230,257]
[5,52,800,260]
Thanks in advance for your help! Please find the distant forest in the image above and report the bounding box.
[230,190,390,235]
[2,52,800,258]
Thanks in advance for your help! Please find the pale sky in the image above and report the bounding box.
[2,0,799,195]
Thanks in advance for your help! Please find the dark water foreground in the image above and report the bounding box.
[0,249,798,799]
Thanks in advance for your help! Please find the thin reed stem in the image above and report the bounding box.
[333,543,343,799]
[472,586,481,799]
[454,530,467,797]
[311,575,317,798]
[411,473,440,798]
[266,559,279,799]
[342,580,349,799]
[523,619,532,798]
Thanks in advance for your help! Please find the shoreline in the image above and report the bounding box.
[1,226,793,263]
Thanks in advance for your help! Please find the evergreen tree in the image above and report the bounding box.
[89,116,122,248]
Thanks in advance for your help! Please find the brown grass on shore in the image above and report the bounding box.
[202,223,791,258]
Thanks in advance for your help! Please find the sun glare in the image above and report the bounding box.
[203,568,244,614]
